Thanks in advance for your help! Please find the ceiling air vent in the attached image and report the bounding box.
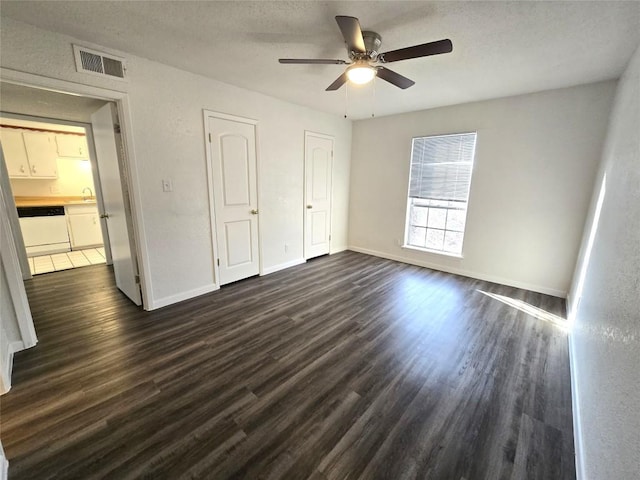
[73,45,127,80]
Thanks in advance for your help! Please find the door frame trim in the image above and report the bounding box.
[202,110,263,285]
[0,132,30,281]
[0,158,37,350]
[303,130,334,260]
[0,67,151,309]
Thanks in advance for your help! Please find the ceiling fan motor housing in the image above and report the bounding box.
[359,31,382,60]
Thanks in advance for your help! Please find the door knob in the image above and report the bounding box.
[100,213,110,219]
[250,209,259,215]
[306,205,313,209]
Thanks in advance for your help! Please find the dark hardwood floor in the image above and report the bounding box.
[0,251,575,479]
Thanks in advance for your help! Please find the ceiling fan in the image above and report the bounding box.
[279,16,453,91]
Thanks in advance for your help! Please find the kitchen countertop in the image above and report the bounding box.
[14,196,97,207]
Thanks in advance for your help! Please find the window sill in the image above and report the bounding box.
[401,244,464,259]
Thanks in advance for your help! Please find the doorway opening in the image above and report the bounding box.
[1,114,108,275]
[0,80,144,308]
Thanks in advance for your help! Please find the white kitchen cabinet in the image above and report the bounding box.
[0,128,58,179]
[0,128,30,177]
[56,134,88,158]
[22,131,58,178]
[66,204,103,249]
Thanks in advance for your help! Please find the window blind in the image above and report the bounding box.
[409,133,477,202]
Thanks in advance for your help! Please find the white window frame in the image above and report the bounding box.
[403,132,477,257]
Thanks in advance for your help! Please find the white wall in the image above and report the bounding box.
[0,17,351,308]
[349,81,616,296]
[567,45,640,480]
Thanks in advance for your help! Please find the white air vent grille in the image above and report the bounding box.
[73,45,126,80]
[102,56,125,78]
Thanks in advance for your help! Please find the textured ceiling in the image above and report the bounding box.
[1,1,639,119]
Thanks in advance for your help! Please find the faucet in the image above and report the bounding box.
[82,187,93,201]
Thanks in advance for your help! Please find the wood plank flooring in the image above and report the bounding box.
[0,251,575,479]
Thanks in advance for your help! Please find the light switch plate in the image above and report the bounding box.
[162,179,173,192]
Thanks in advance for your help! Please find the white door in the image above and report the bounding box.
[91,103,142,306]
[304,132,333,259]
[208,115,259,285]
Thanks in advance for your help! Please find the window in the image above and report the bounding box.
[404,132,477,256]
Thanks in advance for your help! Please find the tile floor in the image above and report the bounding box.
[29,247,106,275]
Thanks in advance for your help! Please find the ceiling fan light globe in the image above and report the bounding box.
[346,65,376,84]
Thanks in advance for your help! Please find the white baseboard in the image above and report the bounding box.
[148,284,219,310]
[149,257,311,309]
[347,246,567,298]
[568,333,586,479]
[330,244,348,254]
[261,258,306,276]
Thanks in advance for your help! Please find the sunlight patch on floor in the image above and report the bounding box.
[478,290,570,331]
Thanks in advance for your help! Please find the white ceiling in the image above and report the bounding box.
[2,1,639,119]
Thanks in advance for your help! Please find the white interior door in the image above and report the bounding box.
[304,132,333,259]
[208,115,259,285]
[90,103,141,305]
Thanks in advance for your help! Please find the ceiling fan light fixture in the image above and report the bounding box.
[346,63,376,84]
[280,16,453,92]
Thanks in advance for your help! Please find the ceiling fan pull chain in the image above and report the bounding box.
[372,78,376,118]
[344,82,349,119]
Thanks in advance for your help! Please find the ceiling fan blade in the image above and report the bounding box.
[326,73,348,91]
[380,39,453,63]
[335,16,366,53]
[376,67,415,89]
[279,58,347,65]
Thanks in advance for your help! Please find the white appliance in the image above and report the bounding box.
[17,206,71,256]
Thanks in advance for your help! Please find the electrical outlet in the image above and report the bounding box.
[50,185,61,194]
[162,179,173,192]
[284,243,289,253]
